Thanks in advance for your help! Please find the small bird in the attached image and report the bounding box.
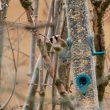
[45,35,71,60]
[49,35,67,54]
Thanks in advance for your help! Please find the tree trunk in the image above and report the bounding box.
[92,3,106,108]
[0,0,9,85]
[0,0,10,108]
[91,1,110,109]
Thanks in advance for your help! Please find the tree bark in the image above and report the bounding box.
[91,1,110,107]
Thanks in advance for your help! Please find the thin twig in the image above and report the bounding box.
[4,45,30,58]
[0,20,53,30]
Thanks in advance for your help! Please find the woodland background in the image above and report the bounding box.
[0,0,110,110]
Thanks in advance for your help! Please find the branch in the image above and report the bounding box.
[0,20,53,30]
[28,0,39,76]
[35,22,75,110]
[22,56,40,110]
[19,0,75,109]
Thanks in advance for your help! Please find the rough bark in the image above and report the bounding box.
[91,0,110,103]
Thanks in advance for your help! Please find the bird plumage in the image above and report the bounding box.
[49,35,67,54]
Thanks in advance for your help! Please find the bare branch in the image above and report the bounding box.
[0,20,53,30]
[19,0,75,109]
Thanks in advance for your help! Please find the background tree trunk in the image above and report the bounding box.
[0,0,9,85]
[0,0,10,108]
[91,1,110,109]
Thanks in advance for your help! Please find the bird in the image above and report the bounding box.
[49,35,68,54]
[48,35,71,61]
[45,35,71,60]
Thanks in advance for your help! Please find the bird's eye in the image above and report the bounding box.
[50,37,53,43]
